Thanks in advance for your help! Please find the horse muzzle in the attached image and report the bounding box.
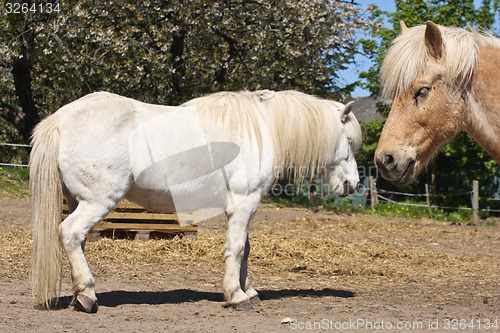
[374,148,417,186]
[332,179,359,197]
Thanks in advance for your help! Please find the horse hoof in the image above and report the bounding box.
[75,294,98,313]
[250,296,261,306]
[234,300,253,311]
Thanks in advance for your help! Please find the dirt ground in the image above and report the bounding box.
[0,199,499,333]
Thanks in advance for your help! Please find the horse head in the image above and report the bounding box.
[324,101,360,196]
[375,21,468,185]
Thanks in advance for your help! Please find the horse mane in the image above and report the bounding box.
[183,90,361,178]
[381,24,500,99]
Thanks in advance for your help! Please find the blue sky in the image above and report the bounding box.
[342,0,499,97]
[340,0,396,97]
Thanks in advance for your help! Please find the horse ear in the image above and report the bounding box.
[424,21,443,59]
[256,90,275,101]
[400,20,408,31]
[341,101,354,122]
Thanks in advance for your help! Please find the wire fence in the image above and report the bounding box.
[377,188,473,198]
[2,142,500,215]
[369,178,500,215]
[0,143,31,167]
[376,188,475,210]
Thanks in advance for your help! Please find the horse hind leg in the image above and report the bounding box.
[59,201,114,313]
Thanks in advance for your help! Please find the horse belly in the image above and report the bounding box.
[127,170,237,218]
[125,185,176,213]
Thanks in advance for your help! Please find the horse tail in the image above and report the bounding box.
[29,114,63,309]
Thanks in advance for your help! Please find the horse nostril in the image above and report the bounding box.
[384,154,395,168]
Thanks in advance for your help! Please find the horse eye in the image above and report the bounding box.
[415,86,430,98]
[414,86,431,106]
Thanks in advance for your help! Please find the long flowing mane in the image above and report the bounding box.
[381,24,500,99]
[183,90,361,177]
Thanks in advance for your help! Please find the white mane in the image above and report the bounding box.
[183,90,361,178]
[381,24,500,99]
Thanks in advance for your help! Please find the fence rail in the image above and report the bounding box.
[0,162,30,167]
[368,177,492,223]
[2,143,500,219]
[0,143,31,167]
[377,188,473,197]
[0,143,32,148]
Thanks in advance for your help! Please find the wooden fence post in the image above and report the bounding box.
[472,180,479,225]
[370,176,378,214]
[425,184,430,208]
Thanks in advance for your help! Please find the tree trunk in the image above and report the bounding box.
[0,19,40,143]
[169,28,187,104]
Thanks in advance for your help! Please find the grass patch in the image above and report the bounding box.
[0,166,30,199]
[373,202,474,224]
[264,193,495,226]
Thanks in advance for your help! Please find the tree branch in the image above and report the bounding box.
[210,29,251,88]
[210,30,241,88]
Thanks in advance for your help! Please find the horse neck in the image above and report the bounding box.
[463,44,500,162]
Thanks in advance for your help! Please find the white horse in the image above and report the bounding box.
[30,90,361,312]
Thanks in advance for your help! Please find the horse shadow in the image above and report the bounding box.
[58,287,355,308]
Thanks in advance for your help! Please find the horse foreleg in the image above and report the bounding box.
[240,236,260,304]
[223,197,259,309]
[59,202,111,313]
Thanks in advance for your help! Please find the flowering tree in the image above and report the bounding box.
[0,0,372,146]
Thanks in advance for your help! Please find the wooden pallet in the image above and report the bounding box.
[62,199,197,241]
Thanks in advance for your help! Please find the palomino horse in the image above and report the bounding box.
[375,21,500,184]
[30,90,361,312]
